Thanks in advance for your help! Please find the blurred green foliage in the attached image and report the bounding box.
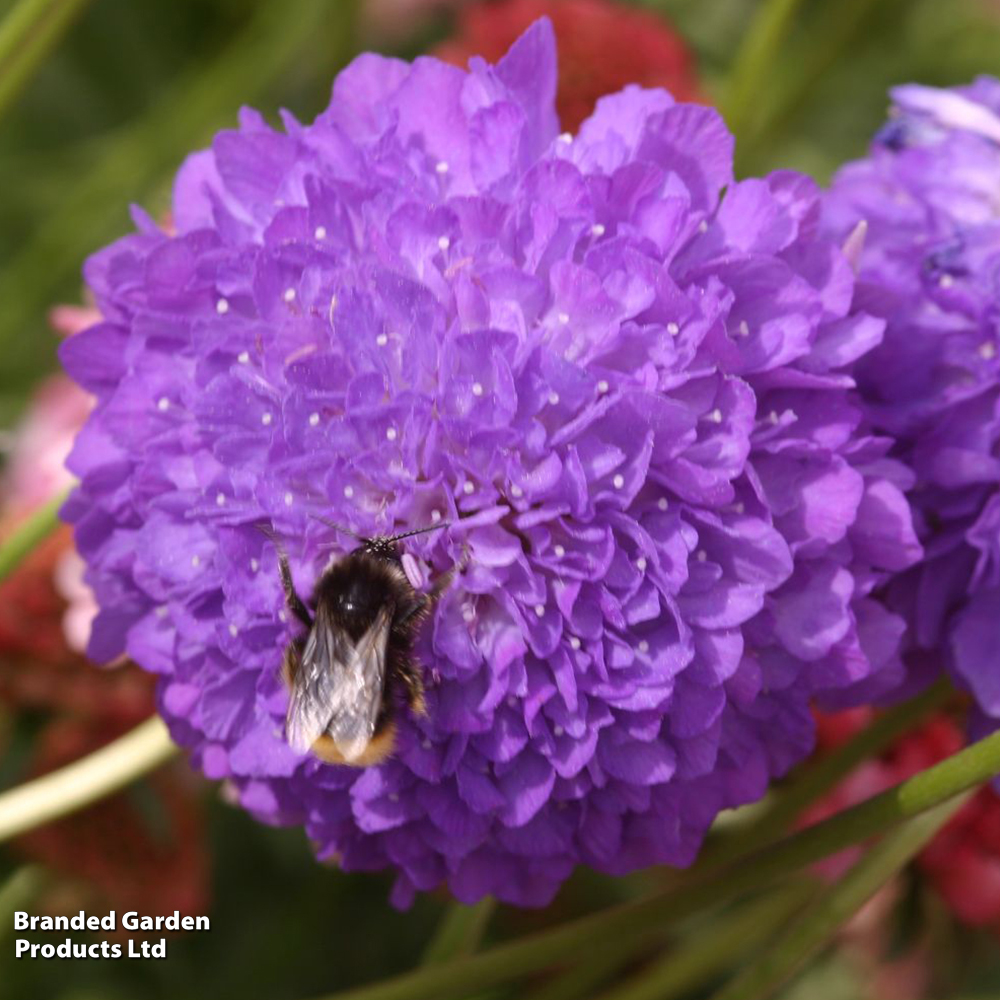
[3,1,1000,998]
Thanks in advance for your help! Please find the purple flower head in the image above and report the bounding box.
[823,80,1000,729]
[61,20,919,907]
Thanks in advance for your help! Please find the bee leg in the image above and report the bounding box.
[395,655,426,716]
[256,522,313,628]
[424,542,469,606]
[277,551,314,628]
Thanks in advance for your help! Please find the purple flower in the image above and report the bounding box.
[60,20,919,907]
[823,80,1000,730]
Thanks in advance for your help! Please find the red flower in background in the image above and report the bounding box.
[810,708,1000,937]
[436,0,701,131]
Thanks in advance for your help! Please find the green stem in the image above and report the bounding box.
[707,794,971,1000]
[721,0,808,140]
[307,729,1000,1000]
[521,939,633,1000]
[0,716,177,842]
[593,881,815,1000]
[703,679,955,868]
[0,489,67,585]
[422,898,496,965]
[0,0,92,121]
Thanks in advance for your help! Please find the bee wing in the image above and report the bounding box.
[325,603,394,762]
[285,602,393,762]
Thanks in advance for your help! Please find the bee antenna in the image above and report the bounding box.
[387,521,451,543]
[308,514,364,542]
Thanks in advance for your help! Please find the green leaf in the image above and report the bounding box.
[706,794,971,1000]
[0,0,93,122]
[0,487,66,585]
[592,881,815,1000]
[720,0,808,139]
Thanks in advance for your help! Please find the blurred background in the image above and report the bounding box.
[1,1,1000,998]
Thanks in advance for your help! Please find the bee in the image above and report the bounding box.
[264,520,457,767]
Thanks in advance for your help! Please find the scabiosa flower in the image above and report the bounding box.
[60,21,920,907]
[823,81,1000,727]
[436,0,701,131]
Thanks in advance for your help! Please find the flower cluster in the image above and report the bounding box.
[61,21,921,906]
[436,0,701,131]
[823,81,1000,726]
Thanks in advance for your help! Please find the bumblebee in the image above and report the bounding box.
[270,523,456,767]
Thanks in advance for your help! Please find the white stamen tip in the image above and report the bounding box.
[250,558,260,572]
[155,605,169,618]
[216,298,229,315]
[430,508,442,523]
[261,413,273,426]
[435,160,449,174]
[597,379,610,394]
[463,481,475,495]
[388,793,399,803]
[553,725,564,737]
[978,341,997,360]
[309,412,320,427]
[228,623,239,637]
[314,226,327,240]
[472,382,484,397]
[734,502,746,514]
[657,498,669,511]
[636,557,647,571]
[284,492,293,507]
[376,333,388,347]
[768,411,780,425]
[612,474,625,489]
[157,397,170,412]
[698,220,709,233]
[191,555,201,568]
[738,320,750,338]
[558,132,573,144]
[548,392,560,406]
[215,492,226,506]
[667,322,680,336]
[462,604,476,623]
[534,604,545,618]
[386,427,398,441]
[569,636,581,650]
[238,351,250,364]
[554,544,566,558]
[591,223,606,237]
[343,485,354,499]
[696,549,708,562]
[422,738,432,750]
[283,287,296,303]
[639,640,651,655]
[510,484,524,498]
[506,695,518,708]
[558,312,570,325]
[278,609,288,622]
[938,274,954,288]
[708,408,723,424]
[437,236,451,251]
